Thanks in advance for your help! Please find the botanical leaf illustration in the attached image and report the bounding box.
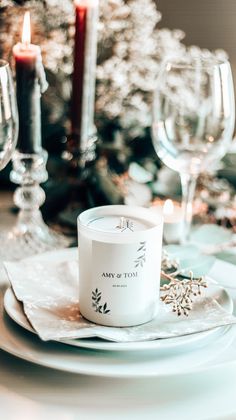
[137,241,147,252]
[134,242,146,268]
[92,289,110,314]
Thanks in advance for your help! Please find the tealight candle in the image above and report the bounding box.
[150,199,184,243]
[78,205,163,327]
[162,199,183,243]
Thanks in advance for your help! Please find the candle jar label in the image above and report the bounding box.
[79,236,162,327]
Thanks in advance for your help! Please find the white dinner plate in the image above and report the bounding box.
[3,248,234,352]
[3,285,232,353]
[0,250,236,378]
[1,289,236,378]
[1,248,236,378]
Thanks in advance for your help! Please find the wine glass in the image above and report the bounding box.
[152,56,235,243]
[0,60,18,170]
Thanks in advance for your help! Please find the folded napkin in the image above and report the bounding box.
[4,258,236,342]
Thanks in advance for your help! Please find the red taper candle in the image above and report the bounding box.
[71,0,99,152]
[13,12,48,154]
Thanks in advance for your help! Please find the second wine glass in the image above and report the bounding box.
[0,60,18,170]
[152,56,235,243]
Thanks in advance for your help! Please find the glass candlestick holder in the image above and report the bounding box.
[0,149,70,261]
[65,131,97,176]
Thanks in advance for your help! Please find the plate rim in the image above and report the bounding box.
[4,286,231,352]
[3,247,234,352]
[0,292,235,378]
[1,247,236,377]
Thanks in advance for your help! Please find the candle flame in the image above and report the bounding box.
[163,199,174,216]
[22,11,31,46]
[74,0,99,7]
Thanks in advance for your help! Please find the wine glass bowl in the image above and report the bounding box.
[0,60,18,170]
[152,56,235,241]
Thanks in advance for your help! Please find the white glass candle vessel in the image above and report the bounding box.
[78,205,163,327]
[162,199,184,243]
[150,199,184,244]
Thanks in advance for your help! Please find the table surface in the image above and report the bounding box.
[1,192,236,420]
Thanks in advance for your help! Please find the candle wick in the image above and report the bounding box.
[116,217,126,230]
[116,217,134,232]
[21,43,30,52]
[24,40,30,49]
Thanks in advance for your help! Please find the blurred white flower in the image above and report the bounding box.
[0,0,225,140]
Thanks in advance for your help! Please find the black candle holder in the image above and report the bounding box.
[0,149,70,261]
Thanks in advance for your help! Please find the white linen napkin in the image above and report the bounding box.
[4,258,236,342]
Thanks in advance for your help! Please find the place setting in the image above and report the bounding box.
[1,0,236,386]
[1,202,236,378]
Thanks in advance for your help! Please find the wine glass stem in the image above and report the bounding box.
[180,173,197,243]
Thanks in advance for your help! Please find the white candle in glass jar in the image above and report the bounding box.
[162,199,183,243]
[150,199,184,244]
[78,205,163,327]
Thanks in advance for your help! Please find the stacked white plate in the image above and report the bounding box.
[1,248,236,378]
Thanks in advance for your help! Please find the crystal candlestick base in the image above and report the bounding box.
[0,150,70,261]
[65,132,97,174]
